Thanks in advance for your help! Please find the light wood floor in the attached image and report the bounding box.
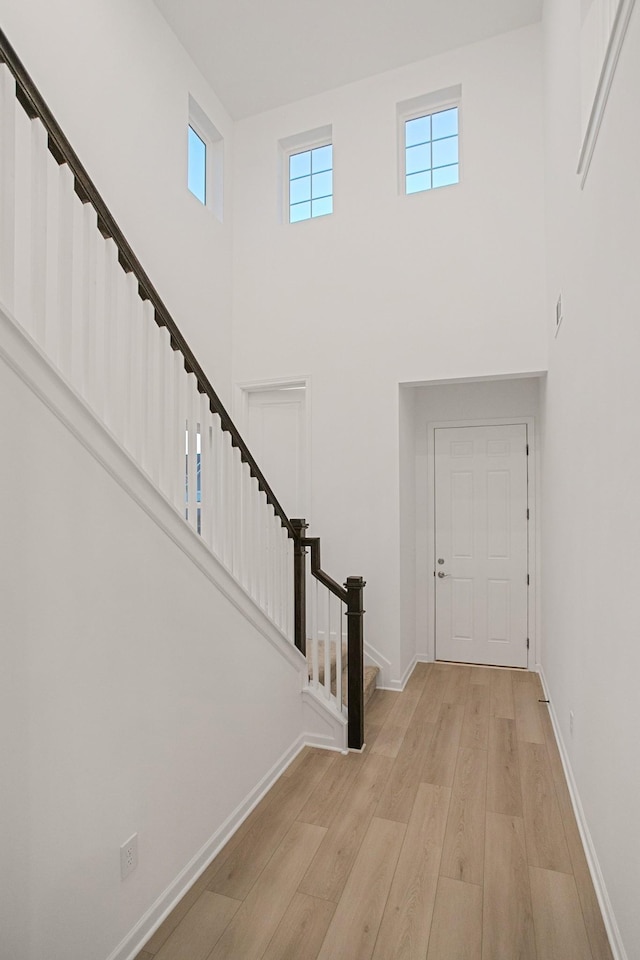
[136,663,613,960]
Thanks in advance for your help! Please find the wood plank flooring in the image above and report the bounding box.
[135,663,613,960]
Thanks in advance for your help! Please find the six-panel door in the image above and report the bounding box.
[434,424,529,667]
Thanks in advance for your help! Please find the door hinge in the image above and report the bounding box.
[527,637,530,650]
[526,508,530,520]
[527,574,530,586]
[526,443,529,455]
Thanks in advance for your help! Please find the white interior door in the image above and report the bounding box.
[246,386,307,519]
[434,424,529,667]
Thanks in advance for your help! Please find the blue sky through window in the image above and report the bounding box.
[290,144,333,222]
[188,126,207,204]
[405,107,459,195]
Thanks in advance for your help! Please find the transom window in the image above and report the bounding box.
[289,144,333,223]
[405,106,459,194]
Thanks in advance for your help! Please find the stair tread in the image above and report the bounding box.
[307,639,379,706]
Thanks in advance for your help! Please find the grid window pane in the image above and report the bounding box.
[406,116,431,147]
[311,144,332,173]
[290,150,311,179]
[406,171,431,194]
[404,105,459,195]
[406,143,431,175]
[312,196,333,217]
[188,126,206,204]
[289,141,333,222]
[290,201,312,223]
[432,107,458,140]
[311,170,332,199]
[432,136,458,168]
[290,176,311,204]
[432,164,459,188]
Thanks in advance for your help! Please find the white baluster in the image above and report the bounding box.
[102,238,122,438]
[233,446,245,580]
[69,192,86,394]
[335,595,343,709]
[281,525,290,634]
[160,337,177,504]
[55,162,74,379]
[272,513,282,627]
[142,304,161,483]
[44,151,62,363]
[91,232,108,423]
[199,396,214,548]
[186,372,199,531]
[211,413,225,561]
[120,271,141,459]
[239,463,251,591]
[80,202,98,408]
[153,324,169,494]
[252,478,264,604]
[173,349,187,514]
[30,118,48,349]
[285,534,294,642]
[324,587,332,700]
[13,100,32,333]
[222,430,235,570]
[313,577,320,689]
[255,488,266,609]
[0,65,16,312]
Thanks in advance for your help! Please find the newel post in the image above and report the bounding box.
[345,575,366,750]
[291,518,308,656]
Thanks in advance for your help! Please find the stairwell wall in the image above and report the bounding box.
[231,24,548,681]
[541,2,640,956]
[0,340,307,960]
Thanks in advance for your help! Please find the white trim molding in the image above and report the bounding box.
[538,669,628,960]
[578,0,637,187]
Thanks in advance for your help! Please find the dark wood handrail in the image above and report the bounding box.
[0,26,294,538]
[300,537,349,604]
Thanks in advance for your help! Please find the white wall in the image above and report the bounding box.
[406,376,541,666]
[0,354,306,960]
[541,2,640,957]
[0,0,234,399]
[232,25,548,679]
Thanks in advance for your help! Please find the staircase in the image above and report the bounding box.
[0,27,371,751]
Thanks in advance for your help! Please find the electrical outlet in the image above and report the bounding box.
[120,833,138,879]
[569,710,575,735]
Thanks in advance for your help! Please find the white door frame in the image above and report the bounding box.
[234,375,312,522]
[426,416,538,670]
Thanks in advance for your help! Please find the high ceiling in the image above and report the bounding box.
[152,0,543,119]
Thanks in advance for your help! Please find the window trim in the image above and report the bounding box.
[397,85,462,197]
[188,95,224,222]
[278,125,333,225]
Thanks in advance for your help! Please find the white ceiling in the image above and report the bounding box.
[153,0,543,120]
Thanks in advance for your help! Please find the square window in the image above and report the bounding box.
[288,143,333,223]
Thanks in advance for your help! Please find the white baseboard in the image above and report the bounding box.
[375,655,433,692]
[538,669,627,960]
[108,737,306,960]
[364,642,392,687]
[302,686,348,751]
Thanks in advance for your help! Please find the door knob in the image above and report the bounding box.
[437,571,450,578]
